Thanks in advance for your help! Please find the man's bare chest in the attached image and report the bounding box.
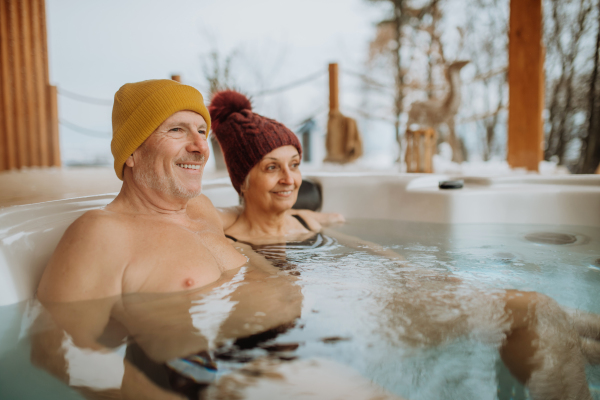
[122,219,245,293]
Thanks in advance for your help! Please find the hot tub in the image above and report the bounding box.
[2,173,598,306]
[1,173,599,399]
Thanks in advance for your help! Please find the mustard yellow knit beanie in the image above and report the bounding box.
[111,79,211,180]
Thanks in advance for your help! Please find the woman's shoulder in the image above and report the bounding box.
[288,209,322,232]
[290,209,345,230]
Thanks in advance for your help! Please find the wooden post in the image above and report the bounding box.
[507,0,544,171]
[0,0,60,171]
[328,63,339,113]
[413,130,420,171]
[171,74,181,83]
[405,131,413,172]
[423,128,434,173]
[405,128,437,173]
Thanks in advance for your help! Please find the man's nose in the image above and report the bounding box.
[187,131,209,154]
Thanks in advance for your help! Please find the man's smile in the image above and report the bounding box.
[176,163,202,170]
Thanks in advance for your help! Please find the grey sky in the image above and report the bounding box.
[46,0,392,165]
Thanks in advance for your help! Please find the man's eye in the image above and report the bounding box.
[198,130,206,135]
[170,127,181,132]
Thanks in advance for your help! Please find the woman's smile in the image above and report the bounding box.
[272,189,294,197]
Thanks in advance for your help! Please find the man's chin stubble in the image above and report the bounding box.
[133,166,203,200]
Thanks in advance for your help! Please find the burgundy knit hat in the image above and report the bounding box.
[209,90,302,194]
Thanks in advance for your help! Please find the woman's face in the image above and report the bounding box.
[242,145,302,213]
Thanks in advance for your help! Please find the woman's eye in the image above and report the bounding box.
[170,127,181,132]
[291,163,300,168]
[266,165,277,171]
[198,130,206,135]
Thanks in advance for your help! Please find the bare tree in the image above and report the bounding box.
[462,0,508,161]
[199,42,290,169]
[580,0,600,173]
[366,0,447,161]
[367,0,408,159]
[200,48,239,170]
[544,0,593,166]
[201,50,238,97]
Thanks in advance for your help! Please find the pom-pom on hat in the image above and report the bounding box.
[209,90,302,194]
[111,79,211,180]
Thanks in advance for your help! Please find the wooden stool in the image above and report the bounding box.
[405,128,437,173]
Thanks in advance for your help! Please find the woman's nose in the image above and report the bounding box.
[280,167,294,185]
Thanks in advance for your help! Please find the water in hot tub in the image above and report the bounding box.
[1,219,599,400]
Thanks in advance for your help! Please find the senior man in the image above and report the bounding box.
[33,80,300,399]
[32,80,399,400]
[38,80,248,301]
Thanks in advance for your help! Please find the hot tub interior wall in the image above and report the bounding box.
[0,173,599,306]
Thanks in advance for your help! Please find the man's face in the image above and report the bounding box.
[130,111,209,199]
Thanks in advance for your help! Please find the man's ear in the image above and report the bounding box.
[125,154,134,168]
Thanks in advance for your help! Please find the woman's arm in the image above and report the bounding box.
[322,227,406,261]
[322,227,461,283]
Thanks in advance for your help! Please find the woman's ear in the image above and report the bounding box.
[239,174,250,196]
[125,154,134,168]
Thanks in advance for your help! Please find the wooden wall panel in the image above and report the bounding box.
[0,0,59,172]
[0,0,16,170]
[9,0,28,168]
[507,0,544,171]
[20,0,40,166]
[31,0,49,166]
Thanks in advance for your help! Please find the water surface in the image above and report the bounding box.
[1,219,599,399]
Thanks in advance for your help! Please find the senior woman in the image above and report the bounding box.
[208,90,341,244]
[205,91,600,400]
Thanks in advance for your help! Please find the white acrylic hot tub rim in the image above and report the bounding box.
[0,172,599,306]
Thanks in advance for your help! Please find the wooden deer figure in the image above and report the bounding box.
[407,60,470,163]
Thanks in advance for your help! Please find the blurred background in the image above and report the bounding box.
[37,0,600,174]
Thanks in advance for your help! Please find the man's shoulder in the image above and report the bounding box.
[187,194,216,213]
[187,194,220,220]
[68,208,130,239]
[38,209,130,301]
[61,209,136,258]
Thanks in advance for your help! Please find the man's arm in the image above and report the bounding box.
[35,211,185,399]
[36,210,129,378]
[32,299,185,400]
